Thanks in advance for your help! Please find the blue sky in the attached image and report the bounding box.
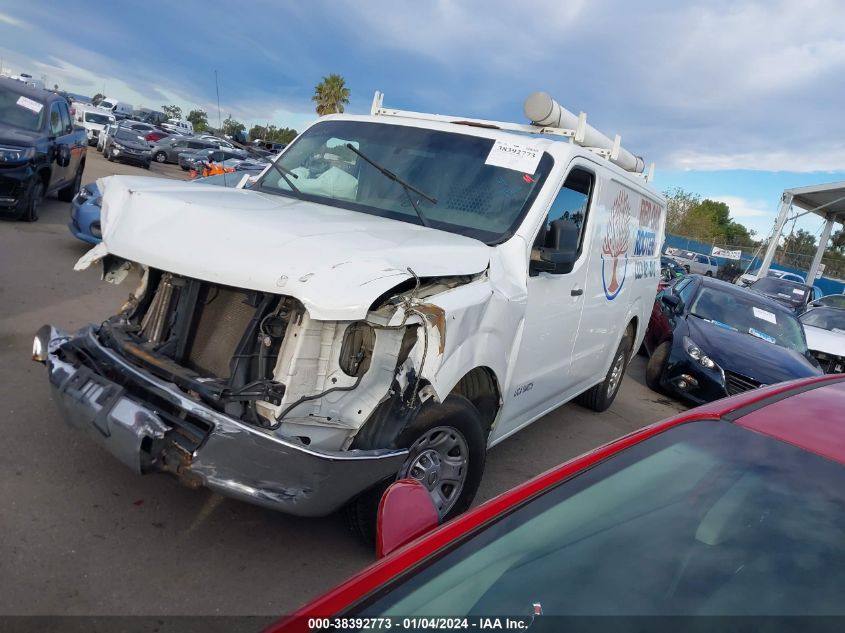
[2,0,844,241]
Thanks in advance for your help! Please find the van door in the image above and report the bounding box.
[491,164,596,442]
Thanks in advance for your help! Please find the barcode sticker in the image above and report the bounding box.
[752,307,777,324]
[16,96,43,114]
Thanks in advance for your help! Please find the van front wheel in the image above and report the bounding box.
[576,333,632,412]
[345,395,486,545]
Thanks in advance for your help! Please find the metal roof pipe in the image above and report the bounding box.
[524,92,645,174]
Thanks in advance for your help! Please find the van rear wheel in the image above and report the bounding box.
[576,333,632,412]
[345,395,486,546]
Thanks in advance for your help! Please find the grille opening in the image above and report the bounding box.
[725,371,760,395]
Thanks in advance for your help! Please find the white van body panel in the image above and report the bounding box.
[79,112,666,455]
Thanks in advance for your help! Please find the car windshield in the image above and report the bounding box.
[353,421,845,617]
[689,287,806,351]
[0,83,45,131]
[801,307,845,333]
[816,295,845,309]
[751,278,811,308]
[115,130,143,143]
[254,120,554,243]
[84,112,112,125]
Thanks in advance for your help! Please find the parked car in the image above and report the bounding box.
[197,134,235,149]
[103,127,151,168]
[98,97,134,118]
[34,93,667,541]
[643,275,821,404]
[121,121,159,135]
[736,268,806,287]
[270,374,845,625]
[178,147,247,171]
[0,76,86,221]
[72,104,115,146]
[658,255,686,292]
[160,118,193,135]
[800,306,845,374]
[143,130,169,145]
[668,250,719,276]
[96,122,118,152]
[150,136,219,164]
[747,276,816,312]
[808,293,845,310]
[68,173,256,245]
[68,181,102,244]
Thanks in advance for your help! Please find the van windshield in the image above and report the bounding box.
[254,120,554,243]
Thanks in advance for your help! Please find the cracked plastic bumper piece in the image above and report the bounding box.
[36,324,408,517]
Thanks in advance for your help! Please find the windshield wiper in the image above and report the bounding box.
[266,158,300,194]
[345,143,437,227]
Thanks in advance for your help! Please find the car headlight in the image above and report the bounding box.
[684,336,717,369]
[0,145,35,163]
[113,143,125,150]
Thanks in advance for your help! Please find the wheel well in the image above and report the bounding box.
[625,317,638,345]
[449,367,500,438]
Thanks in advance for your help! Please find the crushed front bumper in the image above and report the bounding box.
[35,325,407,517]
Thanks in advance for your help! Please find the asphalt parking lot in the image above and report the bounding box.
[0,150,686,616]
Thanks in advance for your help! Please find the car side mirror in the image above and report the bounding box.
[57,144,71,167]
[662,292,682,312]
[530,218,579,275]
[376,479,440,558]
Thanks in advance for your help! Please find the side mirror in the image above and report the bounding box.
[662,292,682,312]
[57,144,71,167]
[376,479,440,558]
[530,218,579,275]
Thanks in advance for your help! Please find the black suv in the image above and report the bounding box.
[0,77,87,221]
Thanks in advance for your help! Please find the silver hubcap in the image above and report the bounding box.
[400,426,468,516]
[607,351,626,396]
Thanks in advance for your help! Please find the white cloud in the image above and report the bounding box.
[0,12,26,28]
[710,195,769,218]
[668,147,845,173]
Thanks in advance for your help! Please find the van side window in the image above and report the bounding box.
[535,168,594,254]
[50,103,63,136]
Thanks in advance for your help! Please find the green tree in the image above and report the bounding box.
[186,109,209,132]
[663,187,700,235]
[221,114,245,137]
[312,74,350,116]
[781,228,817,268]
[248,124,297,144]
[161,104,182,120]
[91,93,105,106]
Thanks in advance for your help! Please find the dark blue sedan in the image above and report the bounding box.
[68,171,262,244]
[643,275,822,404]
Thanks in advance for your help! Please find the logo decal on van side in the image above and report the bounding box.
[601,191,631,300]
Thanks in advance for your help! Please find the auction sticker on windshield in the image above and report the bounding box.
[16,96,43,114]
[485,140,542,174]
[752,307,777,324]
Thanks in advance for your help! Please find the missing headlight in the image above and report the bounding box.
[339,322,375,377]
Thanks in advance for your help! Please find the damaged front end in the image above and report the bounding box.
[35,255,479,516]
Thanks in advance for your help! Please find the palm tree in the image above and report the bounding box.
[312,74,350,116]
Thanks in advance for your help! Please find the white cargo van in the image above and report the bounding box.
[160,118,194,135]
[35,91,666,540]
[98,97,134,118]
[72,104,116,146]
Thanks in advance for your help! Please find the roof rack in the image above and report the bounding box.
[370,90,655,182]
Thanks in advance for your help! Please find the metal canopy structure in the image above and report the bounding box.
[758,180,845,282]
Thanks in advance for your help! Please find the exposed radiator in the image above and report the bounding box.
[186,286,255,379]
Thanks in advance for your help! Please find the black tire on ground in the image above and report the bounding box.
[576,333,633,412]
[345,394,487,546]
[57,164,83,202]
[705,271,713,277]
[646,341,672,392]
[105,147,114,162]
[143,162,151,170]
[21,179,44,223]
[154,151,167,163]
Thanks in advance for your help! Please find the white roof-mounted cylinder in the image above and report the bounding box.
[524,92,645,174]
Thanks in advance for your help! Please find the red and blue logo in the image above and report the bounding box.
[601,191,631,300]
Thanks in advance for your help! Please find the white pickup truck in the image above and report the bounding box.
[34,91,666,540]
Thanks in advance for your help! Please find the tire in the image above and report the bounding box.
[646,341,671,392]
[154,151,167,163]
[143,162,151,170]
[21,179,44,222]
[576,333,632,412]
[57,165,83,202]
[345,395,487,545]
[705,271,713,277]
[105,147,114,162]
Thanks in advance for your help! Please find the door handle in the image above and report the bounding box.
[571,288,583,297]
